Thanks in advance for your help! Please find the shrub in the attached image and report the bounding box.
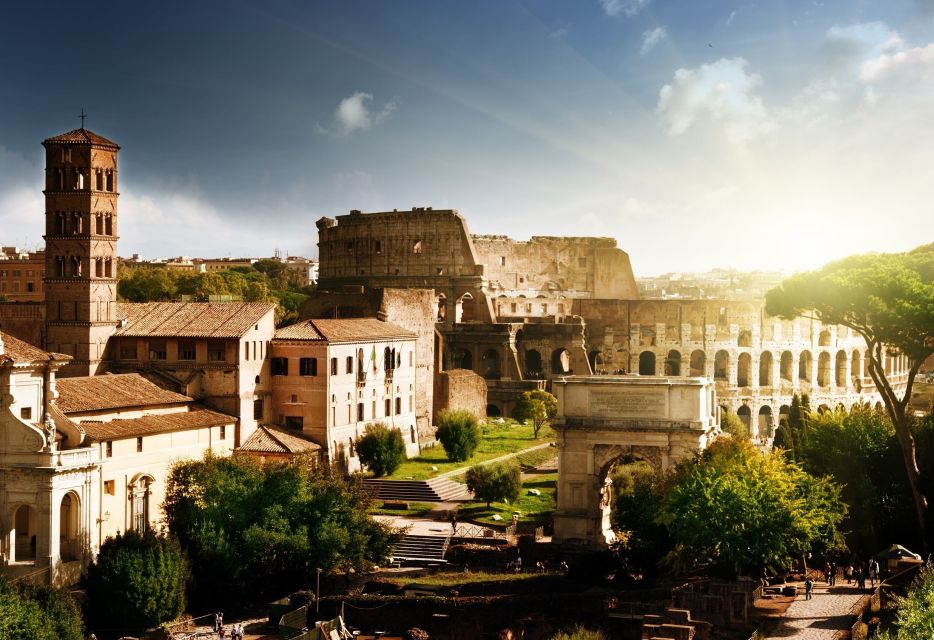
[551,625,606,640]
[878,562,934,639]
[436,409,482,462]
[356,423,406,477]
[720,412,748,438]
[86,530,188,633]
[0,575,84,640]
[465,463,521,507]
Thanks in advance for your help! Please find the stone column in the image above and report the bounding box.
[792,353,800,391]
[751,353,760,389]
[827,352,836,389]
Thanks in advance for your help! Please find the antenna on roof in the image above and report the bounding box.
[79,108,87,129]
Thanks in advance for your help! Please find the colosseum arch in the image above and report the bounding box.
[526,349,543,376]
[552,348,571,374]
[798,350,813,382]
[664,350,681,376]
[835,350,848,387]
[456,292,476,323]
[481,349,501,379]
[714,350,729,381]
[639,351,656,375]
[453,347,473,371]
[689,350,705,377]
[780,351,794,382]
[759,351,774,386]
[737,353,751,387]
[851,350,863,385]
[817,352,831,387]
[436,293,447,322]
[758,405,773,437]
[737,405,752,432]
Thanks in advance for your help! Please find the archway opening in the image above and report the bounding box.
[689,350,705,377]
[759,351,773,386]
[59,492,80,561]
[664,350,681,376]
[605,454,659,554]
[453,348,472,371]
[851,350,863,386]
[552,348,571,375]
[456,293,476,323]
[799,350,812,382]
[526,349,543,377]
[714,350,729,381]
[486,404,502,417]
[737,404,752,433]
[758,405,773,438]
[780,351,793,382]
[737,353,751,387]
[835,350,847,387]
[818,329,831,347]
[638,351,656,376]
[436,294,447,322]
[482,349,501,380]
[13,504,37,562]
[589,350,606,374]
[817,352,831,387]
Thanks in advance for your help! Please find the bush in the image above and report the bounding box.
[551,625,606,640]
[85,530,188,633]
[356,423,406,477]
[0,575,84,640]
[879,562,934,639]
[436,409,482,462]
[465,463,521,507]
[720,412,748,438]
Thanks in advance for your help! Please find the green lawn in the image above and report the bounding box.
[381,570,554,587]
[387,421,555,480]
[458,472,557,530]
[368,501,437,518]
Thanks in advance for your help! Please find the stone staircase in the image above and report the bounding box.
[363,477,473,502]
[391,533,450,565]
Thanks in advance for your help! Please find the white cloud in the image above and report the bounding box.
[823,22,903,71]
[860,43,934,83]
[640,26,667,56]
[599,0,650,17]
[726,10,737,26]
[317,91,399,136]
[656,57,773,144]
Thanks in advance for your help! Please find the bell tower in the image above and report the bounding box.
[42,125,120,377]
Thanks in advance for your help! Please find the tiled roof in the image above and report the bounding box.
[0,331,66,364]
[42,128,120,149]
[274,318,415,343]
[56,373,191,414]
[239,425,322,455]
[116,302,275,338]
[80,408,234,441]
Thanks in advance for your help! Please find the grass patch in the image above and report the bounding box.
[381,570,554,587]
[387,421,554,480]
[367,501,437,518]
[459,472,557,530]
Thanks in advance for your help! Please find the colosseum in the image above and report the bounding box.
[312,207,907,437]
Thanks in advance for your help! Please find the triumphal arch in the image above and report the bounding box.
[552,375,719,548]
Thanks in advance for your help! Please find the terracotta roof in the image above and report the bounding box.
[274,318,415,343]
[239,425,322,455]
[80,408,234,441]
[56,373,191,414]
[43,128,120,149]
[0,331,68,364]
[116,302,275,338]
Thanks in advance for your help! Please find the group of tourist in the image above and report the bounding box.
[806,558,881,599]
[214,612,246,639]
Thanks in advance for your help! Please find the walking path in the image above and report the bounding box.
[765,581,869,639]
[434,441,554,480]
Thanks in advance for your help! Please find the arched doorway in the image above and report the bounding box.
[851,350,863,387]
[638,351,656,375]
[486,404,502,417]
[664,350,681,376]
[737,405,752,433]
[436,294,447,322]
[589,350,606,374]
[526,349,543,377]
[780,351,793,382]
[453,348,473,371]
[482,349,501,379]
[456,293,475,323]
[798,350,812,382]
[714,350,729,381]
[817,352,831,387]
[689,350,705,376]
[759,351,773,386]
[13,504,37,562]
[129,475,154,533]
[835,350,847,387]
[552,348,571,375]
[59,492,80,561]
[737,353,751,387]
[758,405,773,438]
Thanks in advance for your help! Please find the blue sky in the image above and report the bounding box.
[1,0,933,275]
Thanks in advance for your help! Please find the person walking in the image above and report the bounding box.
[846,562,854,584]
[805,576,814,600]
[830,561,837,586]
[824,561,832,585]
[868,558,879,587]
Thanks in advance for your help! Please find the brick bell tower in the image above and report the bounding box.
[42,122,121,377]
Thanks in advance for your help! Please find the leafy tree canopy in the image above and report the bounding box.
[356,423,406,477]
[879,562,934,640]
[163,455,396,608]
[511,390,558,439]
[0,575,84,640]
[659,438,845,576]
[436,409,482,462]
[465,462,521,507]
[85,530,188,633]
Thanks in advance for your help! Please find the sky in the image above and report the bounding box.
[1,1,933,276]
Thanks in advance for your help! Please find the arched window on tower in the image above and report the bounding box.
[96,169,104,191]
[95,214,104,235]
[105,214,113,236]
[106,170,114,192]
[55,256,65,278]
[94,258,102,278]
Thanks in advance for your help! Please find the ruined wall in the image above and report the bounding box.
[472,235,639,300]
[0,302,45,348]
[434,368,487,422]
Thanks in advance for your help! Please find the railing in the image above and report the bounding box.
[162,613,217,639]
[13,565,49,585]
[453,523,517,540]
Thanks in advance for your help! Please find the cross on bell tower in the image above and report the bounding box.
[41,124,121,377]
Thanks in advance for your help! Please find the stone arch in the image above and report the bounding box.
[526,349,543,376]
[664,350,681,376]
[779,404,791,425]
[552,348,571,374]
[129,473,155,533]
[818,404,831,414]
[59,491,81,561]
[758,405,773,437]
[436,293,447,322]
[851,350,863,386]
[759,351,773,386]
[453,348,472,371]
[12,504,37,562]
[714,350,729,381]
[817,351,831,387]
[638,351,656,375]
[780,351,794,382]
[798,350,812,381]
[486,403,502,417]
[835,350,847,387]
[737,353,751,387]
[456,292,476,323]
[482,349,501,379]
[689,350,705,377]
[737,404,751,432]
[818,329,831,347]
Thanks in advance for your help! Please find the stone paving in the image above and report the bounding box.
[765,581,869,639]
